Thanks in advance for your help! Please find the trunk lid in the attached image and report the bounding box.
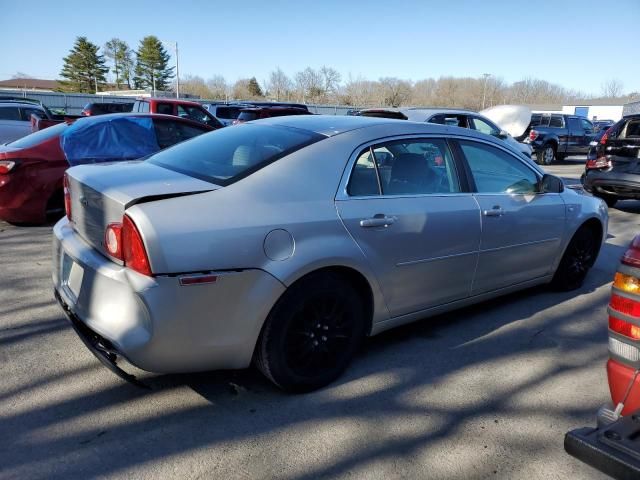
[66,160,217,256]
[480,105,532,139]
[610,117,640,173]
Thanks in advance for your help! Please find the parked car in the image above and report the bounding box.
[357,107,534,160]
[581,115,640,207]
[81,102,134,116]
[565,234,640,478]
[0,99,54,143]
[203,103,247,126]
[593,119,615,133]
[53,115,607,392]
[232,106,312,124]
[244,101,309,112]
[520,113,596,165]
[132,98,223,129]
[0,113,212,224]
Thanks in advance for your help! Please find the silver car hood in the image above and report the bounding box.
[67,161,217,256]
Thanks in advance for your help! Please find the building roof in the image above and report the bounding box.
[0,78,61,91]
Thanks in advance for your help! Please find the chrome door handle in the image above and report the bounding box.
[483,207,504,217]
[360,215,395,228]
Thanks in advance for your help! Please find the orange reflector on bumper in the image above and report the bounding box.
[613,272,640,294]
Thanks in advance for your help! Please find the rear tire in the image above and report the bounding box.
[536,144,556,165]
[551,227,599,291]
[255,272,367,392]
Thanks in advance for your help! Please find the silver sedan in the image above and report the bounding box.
[52,115,608,392]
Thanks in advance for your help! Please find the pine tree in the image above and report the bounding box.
[104,38,133,89]
[59,37,108,93]
[134,36,174,92]
[247,77,263,97]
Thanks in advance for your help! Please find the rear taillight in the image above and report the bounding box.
[0,160,16,174]
[610,294,640,317]
[529,130,539,141]
[585,156,611,170]
[622,235,640,268]
[601,127,612,145]
[63,173,72,221]
[104,215,152,276]
[609,316,640,340]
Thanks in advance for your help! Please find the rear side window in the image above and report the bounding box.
[459,140,538,194]
[156,103,174,115]
[549,115,564,128]
[149,124,324,185]
[348,139,460,196]
[136,101,150,113]
[153,119,208,148]
[0,107,21,121]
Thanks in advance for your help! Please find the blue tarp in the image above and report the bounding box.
[60,116,159,165]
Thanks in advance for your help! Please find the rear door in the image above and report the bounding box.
[455,139,566,294]
[609,117,640,173]
[336,136,481,317]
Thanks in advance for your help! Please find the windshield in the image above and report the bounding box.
[7,122,68,148]
[149,124,324,185]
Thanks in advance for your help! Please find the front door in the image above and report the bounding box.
[456,139,566,295]
[336,137,481,317]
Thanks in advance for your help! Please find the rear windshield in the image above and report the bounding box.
[620,118,640,139]
[237,111,259,122]
[216,107,243,119]
[148,124,324,186]
[7,122,68,148]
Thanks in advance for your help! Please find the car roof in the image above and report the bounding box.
[240,106,307,112]
[0,101,45,109]
[255,114,515,143]
[137,97,203,107]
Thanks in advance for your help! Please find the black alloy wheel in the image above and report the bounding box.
[256,272,366,392]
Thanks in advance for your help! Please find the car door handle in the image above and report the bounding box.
[483,207,504,217]
[360,215,395,228]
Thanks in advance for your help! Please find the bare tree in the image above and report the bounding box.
[232,78,253,100]
[378,77,412,107]
[206,75,228,100]
[601,78,624,98]
[267,68,293,101]
[319,66,341,101]
[295,67,324,103]
[178,74,212,98]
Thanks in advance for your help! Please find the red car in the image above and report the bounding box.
[0,113,212,224]
[132,98,223,129]
[565,234,640,477]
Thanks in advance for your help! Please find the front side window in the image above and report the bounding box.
[20,107,45,121]
[567,117,583,131]
[581,119,594,132]
[149,124,323,186]
[459,140,538,194]
[347,138,460,196]
[470,116,499,136]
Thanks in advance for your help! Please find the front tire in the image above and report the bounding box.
[551,227,599,291]
[255,272,367,392]
[536,144,556,165]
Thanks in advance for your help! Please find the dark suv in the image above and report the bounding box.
[81,102,134,116]
[582,114,640,207]
[232,106,311,124]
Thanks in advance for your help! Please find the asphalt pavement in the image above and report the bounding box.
[1,158,638,479]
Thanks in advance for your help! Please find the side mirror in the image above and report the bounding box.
[493,129,509,139]
[539,174,564,194]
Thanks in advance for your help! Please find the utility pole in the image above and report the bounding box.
[481,73,491,109]
[152,70,156,97]
[162,40,179,98]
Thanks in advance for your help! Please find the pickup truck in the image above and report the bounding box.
[132,98,223,129]
[519,113,596,165]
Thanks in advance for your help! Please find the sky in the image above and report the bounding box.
[1,0,639,96]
